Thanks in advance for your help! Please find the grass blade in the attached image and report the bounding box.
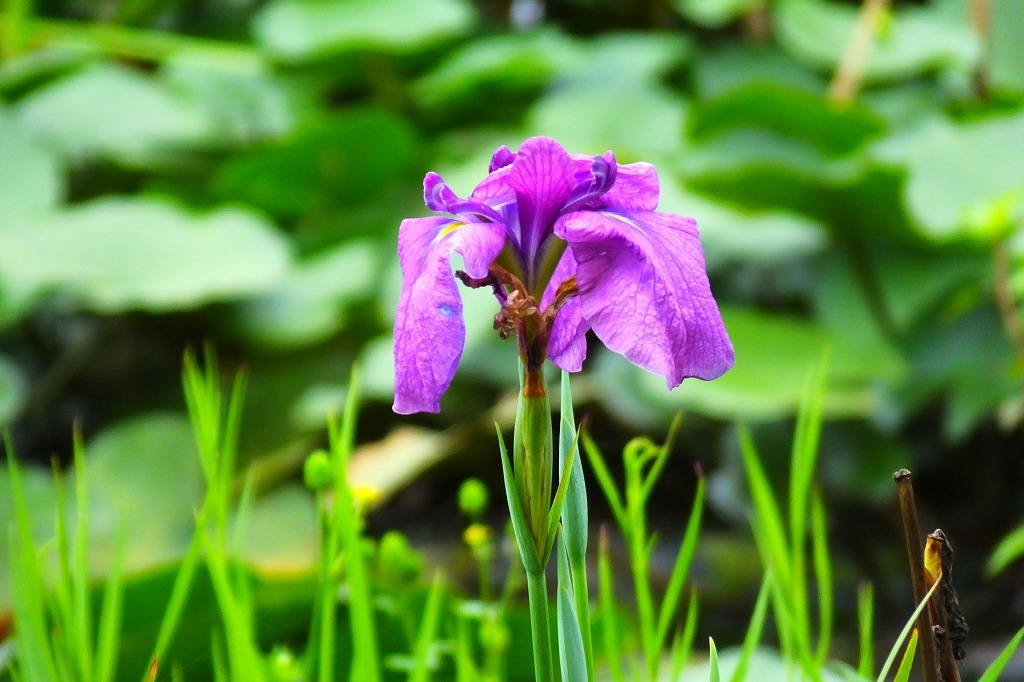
[811,489,833,666]
[597,527,624,682]
[581,432,626,531]
[857,582,875,679]
[408,572,446,682]
[5,439,61,682]
[977,624,1024,682]
[655,471,705,651]
[669,589,699,682]
[892,629,918,682]
[737,426,791,588]
[876,576,941,682]
[730,572,773,682]
[708,637,721,682]
[94,532,125,682]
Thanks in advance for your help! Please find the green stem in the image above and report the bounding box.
[526,569,554,681]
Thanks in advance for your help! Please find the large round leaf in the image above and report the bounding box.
[227,240,380,348]
[596,306,903,424]
[0,197,292,314]
[0,110,63,220]
[871,111,1024,240]
[85,413,203,572]
[775,0,979,83]
[252,0,476,62]
[13,64,212,165]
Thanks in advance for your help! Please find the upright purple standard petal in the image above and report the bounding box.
[505,137,575,284]
[556,210,734,387]
[393,217,506,414]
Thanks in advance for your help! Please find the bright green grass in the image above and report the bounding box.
[3,353,1022,681]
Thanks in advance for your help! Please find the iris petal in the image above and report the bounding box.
[505,137,575,281]
[393,217,506,413]
[556,210,734,387]
[541,250,589,372]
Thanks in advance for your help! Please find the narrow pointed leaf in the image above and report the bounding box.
[892,629,918,682]
[978,624,1024,682]
[876,577,941,682]
[656,472,705,650]
[557,542,588,682]
[730,572,773,682]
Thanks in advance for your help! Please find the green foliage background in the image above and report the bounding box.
[1,0,1023,677]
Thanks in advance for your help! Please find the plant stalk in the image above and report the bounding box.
[526,568,554,681]
[893,469,940,682]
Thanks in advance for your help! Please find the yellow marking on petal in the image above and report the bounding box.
[434,221,465,243]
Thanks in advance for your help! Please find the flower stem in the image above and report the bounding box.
[526,568,554,681]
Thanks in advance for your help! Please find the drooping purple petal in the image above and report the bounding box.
[505,137,575,283]
[393,217,506,414]
[556,210,734,387]
[594,162,660,213]
[541,250,589,372]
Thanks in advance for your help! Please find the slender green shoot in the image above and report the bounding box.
[810,490,833,665]
[708,637,721,682]
[669,590,699,682]
[729,572,773,682]
[875,577,941,682]
[655,470,705,650]
[856,583,875,679]
[978,624,1024,682]
[892,629,918,682]
[597,527,624,682]
[408,572,445,682]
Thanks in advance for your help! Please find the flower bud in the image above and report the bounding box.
[458,478,490,518]
[303,450,332,491]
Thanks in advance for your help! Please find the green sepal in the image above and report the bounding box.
[496,422,542,573]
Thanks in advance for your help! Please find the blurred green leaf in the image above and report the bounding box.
[239,485,317,577]
[989,0,1024,96]
[161,56,300,144]
[413,28,578,116]
[13,63,211,165]
[528,83,687,159]
[689,82,885,155]
[212,109,418,219]
[0,197,292,314]
[226,240,381,348]
[674,0,762,28]
[693,44,824,99]
[896,305,1016,440]
[0,109,63,219]
[775,0,979,83]
[519,33,692,158]
[85,412,202,573]
[658,179,827,271]
[871,111,1024,240]
[252,0,476,62]
[0,354,26,429]
[685,646,854,681]
[597,307,902,424]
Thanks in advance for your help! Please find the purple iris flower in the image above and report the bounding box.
[393,136,734,414]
